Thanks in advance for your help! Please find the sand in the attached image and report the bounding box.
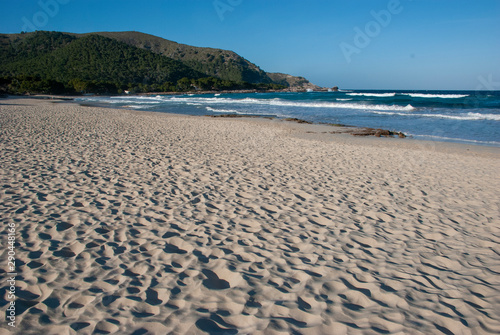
[0,97,499,335]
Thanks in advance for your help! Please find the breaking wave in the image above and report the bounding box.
[373,111,500,121]
[347,93,396,97]
[171,96,415,112]
[403,93,469,99]
[205,107,240,113]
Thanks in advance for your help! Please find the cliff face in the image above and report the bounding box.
[267,72,321,91]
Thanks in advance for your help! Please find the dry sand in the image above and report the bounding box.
[0,98,499,335]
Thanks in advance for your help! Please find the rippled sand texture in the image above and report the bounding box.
[0,99,499,335]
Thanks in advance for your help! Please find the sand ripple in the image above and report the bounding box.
[0,99,499,334]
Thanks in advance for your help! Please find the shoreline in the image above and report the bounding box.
[1,98,499,334]
[3,94,410,139]
[3,94,500,150]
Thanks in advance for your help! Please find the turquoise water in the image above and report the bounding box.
[78,90,500,147]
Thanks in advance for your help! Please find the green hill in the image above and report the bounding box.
[81,31,273,84]
[0,31,317,95]
[0,31,75,64]
[85,31,320,90]
[0,31,209,94]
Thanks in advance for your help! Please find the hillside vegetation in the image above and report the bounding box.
[0,31,316,95]
[84,31,273,84]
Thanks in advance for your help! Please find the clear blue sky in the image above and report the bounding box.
[1,0,499,90]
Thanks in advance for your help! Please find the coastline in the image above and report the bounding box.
[4,94,410,140]
[1,98,499,334]
[4,92,499,148]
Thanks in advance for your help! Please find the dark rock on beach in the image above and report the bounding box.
[350,128,406,138]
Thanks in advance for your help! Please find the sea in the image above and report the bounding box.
[77,90,500,147]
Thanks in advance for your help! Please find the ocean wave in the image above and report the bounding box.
[126,104,149,109]
[462,112,500,120]
[408,134,500,146]
[206,107,240,113]
[348,93,396,97]
[80,99,162,105]
[92,96,165,104]
[336,98,352,101]
[170,96,415,111]
[404,93,469,99]
[256,99,416,111]
[112,96,164,101]
[125,101,162,105]
[373,111,500,121]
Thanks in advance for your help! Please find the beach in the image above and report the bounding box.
[1,97,499,334]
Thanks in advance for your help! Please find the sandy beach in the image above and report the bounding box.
[0,97,499,335]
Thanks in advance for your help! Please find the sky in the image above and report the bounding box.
[1,0,499,90]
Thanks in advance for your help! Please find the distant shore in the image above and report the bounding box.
[1,82,334,99]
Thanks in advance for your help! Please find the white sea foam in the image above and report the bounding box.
[126,104,149,109]
[83,95,416,112]
[373,111,500,121]
[348,93,396,97]
[112,96,164,101]
[461,112,500,121]
[408,134,500,146]
[404,93,469,99]
[104,96,164,104]
[170,96,415,112]
[206,107,240,113]
[81,98,160,105]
